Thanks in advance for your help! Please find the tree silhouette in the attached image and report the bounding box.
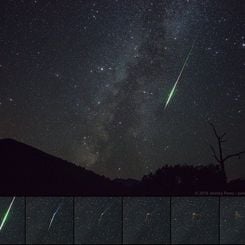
[209,122,245,183]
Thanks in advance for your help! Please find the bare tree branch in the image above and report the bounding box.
[221,133,227,139]
[209,122,245,184]
[209,122,220,139]
[209,144,220,163]
[224,151,245,162]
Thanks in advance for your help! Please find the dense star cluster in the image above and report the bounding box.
[0,0,244,179]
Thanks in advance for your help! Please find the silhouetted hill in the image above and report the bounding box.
[0,139,244,195]
[0,139,123,195]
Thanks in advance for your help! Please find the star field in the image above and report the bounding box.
[123,197,170,244]
[0,0,244,179]
[0,197,245,244]
[75,197,122,244]
[171,197,219,244]
[26,197,73,244]
[220,197,245,244]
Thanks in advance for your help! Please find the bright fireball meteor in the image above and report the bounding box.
[0,196,16,231]
[164,40,195,110]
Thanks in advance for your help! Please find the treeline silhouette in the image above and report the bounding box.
[0,138,244,196]
[137,165,227,195]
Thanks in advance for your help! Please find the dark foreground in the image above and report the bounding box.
[0,139,244,196]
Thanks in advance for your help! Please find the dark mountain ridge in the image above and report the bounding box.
[0,138,124,195]
[0,138,244,195]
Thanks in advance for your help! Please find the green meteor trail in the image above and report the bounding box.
[164,40,195,110]
[0,196,15,231]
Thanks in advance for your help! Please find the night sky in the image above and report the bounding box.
[220,197,245,244]
[26,197,73,244]
[75,197,122,244]
[0,197,245,244]
[0,0,244,180]
[171,197,219,244]
[123,197,170,244]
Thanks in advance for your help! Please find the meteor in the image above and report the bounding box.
[0,196,16,231]
[48,202,63,231]
[144,208,158,223]
[164,40,195,110]
[98,203,113,225]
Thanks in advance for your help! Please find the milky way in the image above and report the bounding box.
[0,0,244,179]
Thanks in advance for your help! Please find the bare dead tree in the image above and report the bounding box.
[209,122,245,183]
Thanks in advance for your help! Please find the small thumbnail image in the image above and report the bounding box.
[0,197,25,244]
[171,197,219,244]
[75,197,122,244]
[220,197,245,244]
[26,197,73,244]
[123,197,170,244]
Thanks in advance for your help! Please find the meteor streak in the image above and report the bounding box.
[48,202,63,231]
[0,196,15,231]
[144,208,158,223]
[98,203,113,225]
[164,40,195,110]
